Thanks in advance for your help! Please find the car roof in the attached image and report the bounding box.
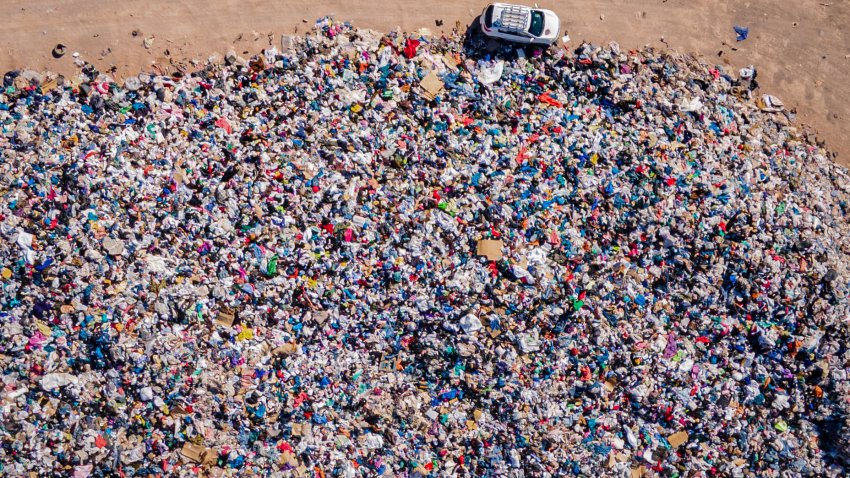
[491,3,532,35]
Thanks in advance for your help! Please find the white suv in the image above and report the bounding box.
[479,3,560,45]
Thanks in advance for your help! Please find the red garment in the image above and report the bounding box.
[215,117,232,134]
[538,92,563,108]
[403,38,420,59]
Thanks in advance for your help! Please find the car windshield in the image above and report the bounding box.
[529,11,544,36]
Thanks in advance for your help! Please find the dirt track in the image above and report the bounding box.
[1,0,848,163]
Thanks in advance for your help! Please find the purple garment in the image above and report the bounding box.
[663,332,678,359]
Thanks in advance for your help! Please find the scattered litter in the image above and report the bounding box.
[757,93,785,112]
[0,16,846,478]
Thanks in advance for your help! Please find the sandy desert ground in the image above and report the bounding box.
[1,0,848,163]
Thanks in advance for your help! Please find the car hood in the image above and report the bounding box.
[540,9,560,40]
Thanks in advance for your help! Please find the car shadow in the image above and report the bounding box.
[460,15,488,59]
[460,14,557,63]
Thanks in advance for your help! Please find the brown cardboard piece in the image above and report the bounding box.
[273,342,299,356]
[40,78,58,93]
[216,308,236,327]
[181,442,216,465]
[667,430,689,448]
[281,450,299,467]
[419,70,444,101]
[476,239,504,261]
[202,450,217,466]
[442,53,459,71]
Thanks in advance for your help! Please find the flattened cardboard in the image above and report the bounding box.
[40,78,58,93]
[419,70,444,101]
[273,342,299,356]
[667,430,689,448]
[476,239,504,261]
[202,448,218,466]
[216,308,236,327]
[181,442,206,462]
[281,450,299,467]
[442,53,459,71]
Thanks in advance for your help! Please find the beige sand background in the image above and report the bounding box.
[1,0,848,163]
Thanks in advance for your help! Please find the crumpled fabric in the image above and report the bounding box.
[0,15,847,478]
[403,38,420,59]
